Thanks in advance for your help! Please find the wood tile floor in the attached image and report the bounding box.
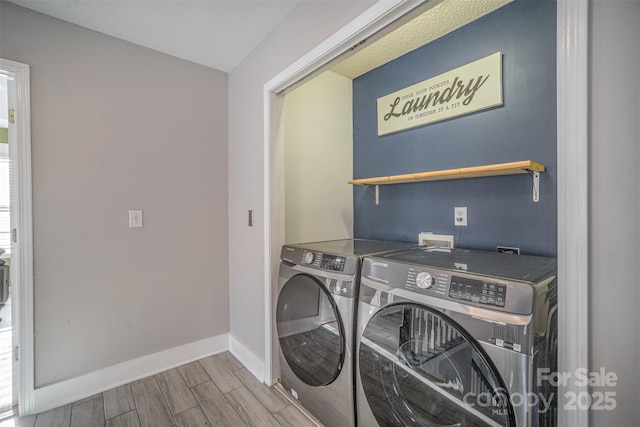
[0,352,321,427]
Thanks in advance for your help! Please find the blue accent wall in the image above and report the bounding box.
[352,0,557,256]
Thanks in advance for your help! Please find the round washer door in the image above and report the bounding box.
[359,303,515,427]
[276,273,345,387]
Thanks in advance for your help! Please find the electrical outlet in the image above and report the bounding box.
[454,207,467,226]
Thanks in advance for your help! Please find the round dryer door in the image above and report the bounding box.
[276,274,345,387]
[359,303,515,427]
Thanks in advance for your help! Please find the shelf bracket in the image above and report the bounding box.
[365,184,380,205]
[531,170,540,202]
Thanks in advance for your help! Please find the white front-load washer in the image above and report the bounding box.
[276,239,414,427]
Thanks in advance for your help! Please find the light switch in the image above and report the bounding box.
[129,210,143,228]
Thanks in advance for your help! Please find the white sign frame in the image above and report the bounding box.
[377,52,503,136]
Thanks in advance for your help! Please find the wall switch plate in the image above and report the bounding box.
[129,210,143,228]
[454,207,467,226]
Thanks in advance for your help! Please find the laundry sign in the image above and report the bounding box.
[377,52,503,136]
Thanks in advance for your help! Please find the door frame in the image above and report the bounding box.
[556,1,589,425]
[1,58,35,416]
[264,2,589,426]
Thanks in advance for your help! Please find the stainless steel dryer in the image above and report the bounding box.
[276,239,414,427]
[356,247,557,427]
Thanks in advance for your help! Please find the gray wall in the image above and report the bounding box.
[228,0,375,359]
[589,0,640,424]
[0,1,229,387]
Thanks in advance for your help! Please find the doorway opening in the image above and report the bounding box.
[0,58,34,418]
[264,2,589,426]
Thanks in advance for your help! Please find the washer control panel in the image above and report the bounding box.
[362,258,539,314]
[415,271,434,289]
[449,276,506,307]
[405,268,449,296]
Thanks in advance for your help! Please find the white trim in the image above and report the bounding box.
[263,0,430,386]
[262,90,284,385]
[229,334,265,383]
[557,1,589,426]
[0,58,34,416]
[263,87,272,385]
[267,0,426,95]
[32,334,228,414]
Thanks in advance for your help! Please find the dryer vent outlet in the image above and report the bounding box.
[497,246,520,255]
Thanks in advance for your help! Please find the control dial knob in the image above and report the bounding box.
[415,271,434,289]
[302,252,315,265]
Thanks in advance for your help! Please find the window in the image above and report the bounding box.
[0,142,9,254]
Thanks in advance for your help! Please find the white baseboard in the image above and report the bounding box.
[228,334,265,383]
[33,334,229,414]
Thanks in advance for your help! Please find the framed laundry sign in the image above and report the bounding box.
[377,52,503,136]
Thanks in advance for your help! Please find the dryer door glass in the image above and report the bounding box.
[359,303,515,427]
[276,274,345,387]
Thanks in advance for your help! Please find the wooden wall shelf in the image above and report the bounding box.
[348,160,545,204]
[348,160,545,185]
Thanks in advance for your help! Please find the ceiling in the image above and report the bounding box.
[331,0,511,79]
[8,0,511,77]
[8,0,303,72]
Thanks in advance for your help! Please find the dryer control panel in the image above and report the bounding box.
[319,254,346,272]
[300,251,346,272]
[281,246,358,275]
